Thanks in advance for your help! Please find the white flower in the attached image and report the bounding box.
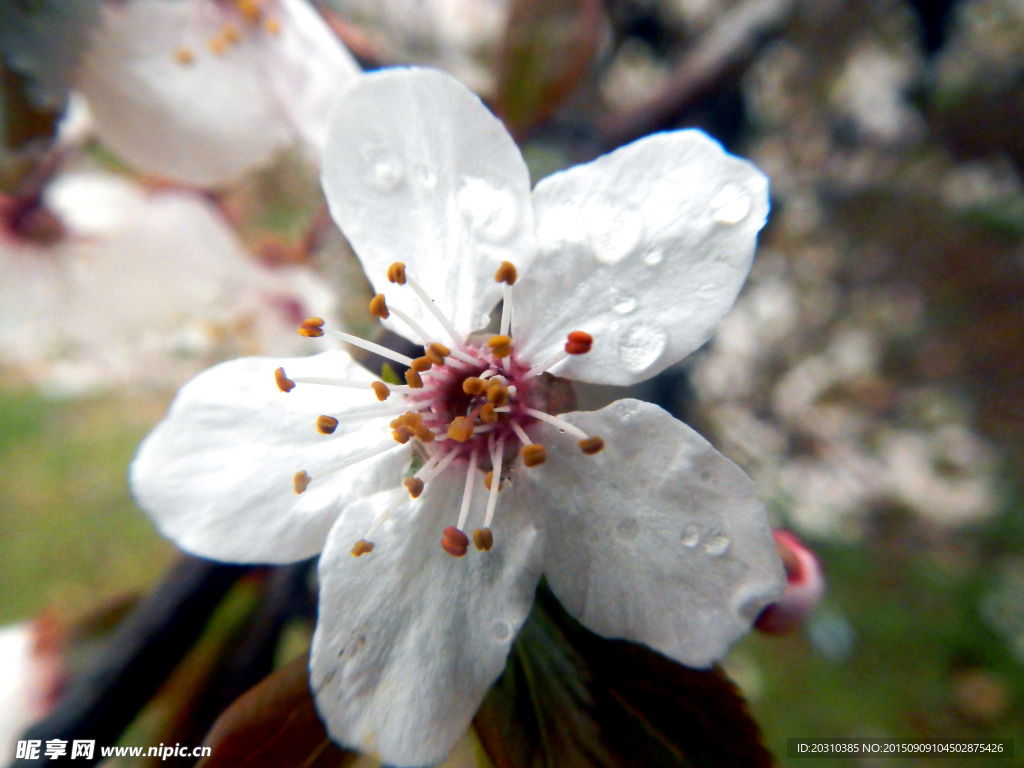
[131,68,784,766]
[75,0,360,187]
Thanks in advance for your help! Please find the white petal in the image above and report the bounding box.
[131,351,410,563]
[311,471,542,766]
[0,624,39,765]
[322,68,535,344]
[514,130,769,385]
[259,0,362,159]
[521,399,784,668]
[77,0,291,186]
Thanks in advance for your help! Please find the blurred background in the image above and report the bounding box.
[1,0,1022,764]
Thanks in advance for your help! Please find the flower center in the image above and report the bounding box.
[276,261,603,558]
[172,0,281,66]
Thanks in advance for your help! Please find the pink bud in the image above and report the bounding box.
[755,529,825,635]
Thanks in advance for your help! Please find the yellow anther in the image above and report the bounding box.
[484,471,504,491]
[448,416,474,442]
[522,444,548,467]
[392,425,415,444]
[426,343,450,365]
[473,528,494,551]
[369,293,390,320]
[494,261,518,285]
[441,526,469,557]
[235,0,262,22]
[174,47,195,65]
[263,16,281,34]
[293,471,311,494]
[316,415,339,435]
[299,317,325,337]
[404,477,425,498]
[488,334,513,359]
[462,377,486,396]
[411,356,432,372]
[274,367,295,393]
[403,411,422,428]
[578,436,605,454]
[371,381,390,401]
[207,33,229,55]
[351,539,375,557]
[565,330,593,355]
[415,425,435,443]
[486,381,509,407]
[221,23,241,44]
[387,262,407,285]
[480,403,498,423]
[405,369,423,389]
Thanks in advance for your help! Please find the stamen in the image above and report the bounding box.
[369,293,389,319]
[404,477,424,498]
[441,526,470,558]
[425,343,451,365]
[455,449,479,531]
[222,23,240,44]
[486,381,509,406]
[351,540,375,557]
[405,273,464,348]
[371,381,390,401]
[411,356,433,372]
[274,367,295,392]
[488,335,513,359]
[293,471,311,494]
[579,436,605,454]
[473,528,494,551]
[500,282,513,337]
[174,47,195,65]
[359,487,413,547]
[299,317,325,337]
[448,416,474,442]
[480,403,498,423]
[510,421,532,446]
[324,329,414,367]
[463,377,486,396]
[565,331,593,355]
[291,375,388,390]
[310,440,405,483]
[387,262,407,285]
[316,416,339,435]
[422,448,460,482]
[482,436,505,530]
[523,408,588,440]
[449,348,483,366]
[405,369,423,388]
[263,16,281,34]
[208,33,229,55]
[522,444,548,467]
[494,261,518,285]
[387,303,436,346]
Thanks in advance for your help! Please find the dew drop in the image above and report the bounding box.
[643,249,664,266]
[617,324,668,373]
[492,620,512,642]
[457,177,519,244]
[614,400,639,420]
[612,292,637,315]
[584,201,643,264]
[615,517,639,541]
[709,183,751,225]
[359,144,404,193]
[702,529,731,558]
[681,523,701,547]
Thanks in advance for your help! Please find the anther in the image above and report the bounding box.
[494,261,518,285]
[387,262,407,285]
[484,471,504,491]
[522,444,548,467]
[369,293,390,320]
[208,34,229,55]
[415,425,435,443]
[299,317,325,337]
[371,381,390,401]
[274,367,295,393]
[463,377,486,396]
[351,539,375,557]
[316,415,339,435]
[486,381,509,407]
[480,403,498,423]
[222,24,241,44]
[426,343,450,365]
[404,477,425,498]
[411,356,432,372]
[448,416,474,443]
[578,436,605,454]
[405,369,423,388]
[392,425,415,444]
[293,471,311,494]
[473,528,494,551]
[236,0,262,21]
[263,16,281,34]
[441,526,470,557]
[488,334,513,359]
[174,47,195,65]
[565,331,593,355]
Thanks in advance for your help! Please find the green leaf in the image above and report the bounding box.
[475,586,772,768]
[495,0,603,137]
[198,654,355,768]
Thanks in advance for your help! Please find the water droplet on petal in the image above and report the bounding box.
[702,529,731,558]
[415,165,438,189]
[617,323,668,373]
[492,620,512,642]
[612,292,637,314]
[614,400,639,420]
[643,249,664,266]
[615,517,639,541]
[710,183,751,225]
[457,177,519,244]
[681,523,701,547]
[584,200,643,264]
[359,144,404,193]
